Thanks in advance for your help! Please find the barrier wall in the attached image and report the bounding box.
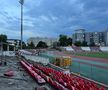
[0,51,15,56]
[24,55,49,65]
[81,47,91,51]
[90,47,100,52]
[100,47,108,52]
[63,46,108,52]
[63,47,74,51]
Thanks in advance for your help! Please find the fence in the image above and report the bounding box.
[39,52,108,88]
[71,60,108,85]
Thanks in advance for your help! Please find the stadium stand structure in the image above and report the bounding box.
[100,47,108,52]
[90,47,100,52]
[72,46,83,52]
[33,62,106,90]
[63,47,74,51]
[81,47,91,52]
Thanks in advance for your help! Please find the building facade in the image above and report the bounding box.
[93,32,100,45]
[72,29,85,43]
[72,29,108,46]
[85,32,93,45]
[27,37,57,46]
[104,29,108,46]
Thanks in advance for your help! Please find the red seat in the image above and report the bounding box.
[4,69,14,77]
[99,87,105,90]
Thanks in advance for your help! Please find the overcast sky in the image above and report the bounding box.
[0,0,108,41]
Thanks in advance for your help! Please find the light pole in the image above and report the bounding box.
[19,0,24,49]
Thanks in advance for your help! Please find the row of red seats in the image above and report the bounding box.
[20,61,46,84]
[22,61,69,90]
[34,64,77,90]
[32,64,69,90]
[34,63,105,90]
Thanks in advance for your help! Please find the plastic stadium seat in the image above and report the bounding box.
[32,62,105,90]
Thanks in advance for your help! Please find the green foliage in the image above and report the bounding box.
[52,41,60,48]
[0,34,7,42]
[74,41,82,46]
[27,41,35,49]
[81,41,88,46]
[59,34,72,46]
[59,34,68,46]
[22,42,27,49]
[67,37,72,46]
[89,42,96,46]
[36,41,48,48]
[9,45,14,51]
[18,40,27,49]
[0,34,7,51]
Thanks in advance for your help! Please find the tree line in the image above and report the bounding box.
[27,41,48,49]
[0,34,48,50]
[0,34,97,50]
[58,34,96,47]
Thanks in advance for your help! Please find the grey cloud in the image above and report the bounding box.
[0,0,108,40]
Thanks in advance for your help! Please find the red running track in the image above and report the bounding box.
[52,51,108,64]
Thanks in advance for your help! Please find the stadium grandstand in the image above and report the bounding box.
[81,47,91,52]
[90,47,100,52]
[63,46,74,52]
[100,47,108,52]
[72,46,83,52]
[62,46,108,52]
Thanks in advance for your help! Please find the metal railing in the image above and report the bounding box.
[71,60,108,87]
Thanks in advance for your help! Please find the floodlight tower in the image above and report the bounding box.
[19,0,24,49]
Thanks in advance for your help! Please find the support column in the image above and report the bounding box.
[14,46,15,52]
[7,45,9,51]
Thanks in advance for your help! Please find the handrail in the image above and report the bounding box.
[73,60,108,70]
[71,72,108,88]
[49,63,108,88]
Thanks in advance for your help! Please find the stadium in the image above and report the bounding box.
[0,0,108,90]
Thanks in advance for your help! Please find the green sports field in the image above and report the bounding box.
[75,52,108,59]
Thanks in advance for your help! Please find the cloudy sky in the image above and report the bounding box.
[0,0,108,41]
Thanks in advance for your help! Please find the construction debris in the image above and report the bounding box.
[0,56,54,90]
[4,69,14,77]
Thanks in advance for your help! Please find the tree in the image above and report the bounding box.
[74,41,82,46]
[59,34,73,46]
[0,34,7,42]
[81,41,88,46]
[0,34,7,51]
[36,41,48,48]
[18,40,27,49]
[89,42,95,46]
[52,41,60,48]
[59,34,68,46]
[22,42,27,49]
[27,41,35,49]
[67,38,72,46]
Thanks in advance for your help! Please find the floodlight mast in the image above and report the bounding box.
[19,0,24,49]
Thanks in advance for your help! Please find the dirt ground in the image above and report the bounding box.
[0,56,54,90]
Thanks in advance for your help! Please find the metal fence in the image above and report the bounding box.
[40,52,108,88]
[70,60,108,85]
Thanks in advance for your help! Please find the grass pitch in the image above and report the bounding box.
[75,52,108,59]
